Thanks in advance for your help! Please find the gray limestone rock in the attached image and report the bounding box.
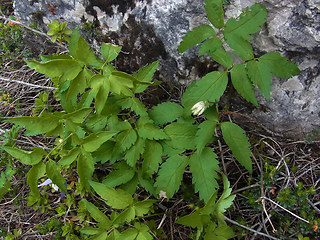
[13,0,320,139]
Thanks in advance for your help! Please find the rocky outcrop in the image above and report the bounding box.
[13,0,320,139]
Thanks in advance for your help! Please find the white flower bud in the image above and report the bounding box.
[191,101,207,116]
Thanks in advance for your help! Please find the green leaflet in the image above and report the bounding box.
[113,207,136,225]
[221,122,252,173]
[107,115,132,132]
[46,159,68,193]
[5,114,59,136]
[133,60,159,93]
[196,119,217,153]
[101,43,122,63]
[115,128,137,153]
[190,148,220,202]
[178,25,216,53]
[199,37,222,56]
[26,59,83,83]
[142,140,163,176]
[230,64,258,106]
[58,147,80,166]
[148,102,183,125]
[208,48,234,68]
[77,152,94,191]
[224,3,267,60]
[124,137,145,167]
[118,223,152,240]
[82,131,118,152]
[177,174,235,238]
[65,68,93,111]
[84,113,109,132]
[213,174,236,225]
[182,71,228,110]
[27,162,45,197]
[204,0,224,28]
[109,71,135,96]
[164,122,197,150]
[204,222,235,240]
[81,199,111,228]
[92,141,120,164]
[64,107,93,123]
[137,123,168,140]
[3,146,47,165]
[89,180,133,209]
[133,199,156,217]
[90,74,111,115]
[247,60,272,100]
[137,171,156,195]
[176,211,211,229]
[155,155,188,199]
[259,52,300,79]
[103,162,135,187]
[120,174,138,195]
[118,97,148,117]
[69,28,103,68]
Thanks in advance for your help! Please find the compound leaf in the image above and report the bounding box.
[259,52,300,79]
[155,155,188,199]
[89,180,133,209]
[182,71,228,110]
[190,148,220,202]
[204,0,224,28]
[221,122,252,173]
[178,25,216,53]
[149,102,183,125]
[230,64,258,106]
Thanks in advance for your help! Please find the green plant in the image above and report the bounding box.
[0,0,300,239]
[0,17,31,65]
[47,20,72,44]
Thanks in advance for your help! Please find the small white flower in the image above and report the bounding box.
[159,190,167,199]
[38,178,59,191]
[191,101,207,116]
